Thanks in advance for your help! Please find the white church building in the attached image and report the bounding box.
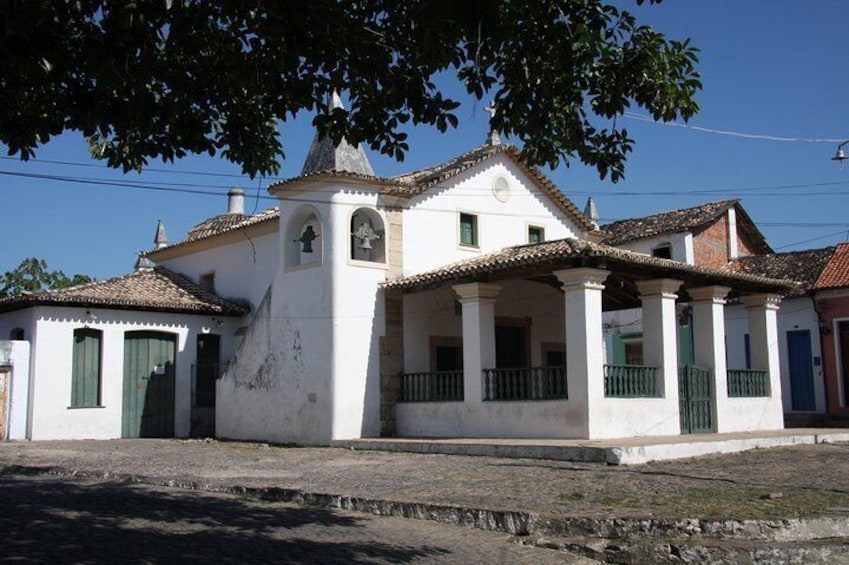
[0,109,794,442]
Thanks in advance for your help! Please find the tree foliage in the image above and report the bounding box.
[0,0,700,182]
[0,258,94,299]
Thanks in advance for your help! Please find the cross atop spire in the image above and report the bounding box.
[484,102,502,146]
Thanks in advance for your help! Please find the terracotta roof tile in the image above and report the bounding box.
[383,238,796,294]
[147,208,279,255]
[0,267,249,316]
[727,247,835,293]
[815,243,849,289]
[602,200,771,254]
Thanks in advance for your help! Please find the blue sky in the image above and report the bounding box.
[3,0,849,280]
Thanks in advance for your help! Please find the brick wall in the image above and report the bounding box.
[693,215,730,268]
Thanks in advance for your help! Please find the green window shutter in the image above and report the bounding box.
[460,213,477,246]
[678,324,694,367]
[72,328,102,407]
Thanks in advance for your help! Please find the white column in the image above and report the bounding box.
[741,293,784,429]
[689,285,730,432]
[554,267,609,439]
[453,282,502,403]
[636,279,683,400]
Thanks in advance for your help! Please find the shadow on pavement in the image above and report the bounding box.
[0,474,448,564]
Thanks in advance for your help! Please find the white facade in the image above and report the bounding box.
[0,306,239,440]
[403,154,584,275]
[615,232,694,264]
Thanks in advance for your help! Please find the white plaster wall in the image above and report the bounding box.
[0,340,30,440]
[726,297,824,413]
[615,232,694,264]
[403,281,565,378]
[0,309,36,342]
[25,306,240,440]
[329,192,387,439]
[397,396,680,439]
[157,231,277,310]
[403,154,585,276]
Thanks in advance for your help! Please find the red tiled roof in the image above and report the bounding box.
[815,242,849,289]
[0,267,250,316]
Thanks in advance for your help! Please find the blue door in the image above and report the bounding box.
[787,330,816,411]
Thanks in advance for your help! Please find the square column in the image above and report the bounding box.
[554,267,609,438]
[453,282,502,403]
[689,285,730,431]
[741,293,784,429]
[636,279,684,400]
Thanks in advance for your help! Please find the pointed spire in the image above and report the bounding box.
[584,197,600,225]
[154,219,169,249]
[300,92,374,176]
[135,254,155,272]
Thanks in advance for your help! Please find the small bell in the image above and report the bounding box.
[358,237,372,251]
[296,225,318,253]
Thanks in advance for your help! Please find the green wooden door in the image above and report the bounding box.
[122,331,176,438]
[678,365,714,434]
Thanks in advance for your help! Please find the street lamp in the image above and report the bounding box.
[833,140,849,165]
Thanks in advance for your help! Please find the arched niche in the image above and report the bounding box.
[349,207,386,264]
[285,205,323,269]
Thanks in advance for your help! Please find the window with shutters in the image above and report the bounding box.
[71,328,103,408]
[459,212,478,247]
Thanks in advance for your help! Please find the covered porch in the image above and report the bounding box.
[380,239,794,441]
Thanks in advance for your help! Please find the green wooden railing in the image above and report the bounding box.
[603,364,660,398]
[400,371,464,402]
[483,366,568,401]
[727,369,770,397]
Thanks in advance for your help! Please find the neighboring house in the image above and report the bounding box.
[726,248,835,420]
[813,243,849,419]
[0,106,794,442]
[0,267,248,440]
[602,199,772,267]
[599,200,772,367]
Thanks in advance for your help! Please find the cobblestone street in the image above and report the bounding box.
[4,439,849,563]
[1,473,572,564]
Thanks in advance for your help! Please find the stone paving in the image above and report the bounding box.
[1,473,576,564]
[3,438,849,522]
[4,439,849,563]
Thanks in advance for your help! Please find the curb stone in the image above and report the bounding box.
[3,463,849,544]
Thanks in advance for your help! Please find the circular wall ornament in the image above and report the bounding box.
[492,176,511,203]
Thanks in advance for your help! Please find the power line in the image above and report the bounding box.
[623,112,847,143]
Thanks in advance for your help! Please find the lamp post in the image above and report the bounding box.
[833,140,849,166]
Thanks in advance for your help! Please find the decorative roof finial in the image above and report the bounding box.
[135,254,155,272]
[484,102,501,146]
[300,91,375,176]
[154,219,169,249]
[584,197,600,225]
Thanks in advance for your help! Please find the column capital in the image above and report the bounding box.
[741,293,782,311]
[636,278,683,299]
[452,282,502,303]
[688,285,731,305]
[553,267,609,291]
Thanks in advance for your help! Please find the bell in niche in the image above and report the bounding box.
[353,222,379,252]
[296,225,318,253]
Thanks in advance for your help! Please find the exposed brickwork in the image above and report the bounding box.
[693,215,730,268]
